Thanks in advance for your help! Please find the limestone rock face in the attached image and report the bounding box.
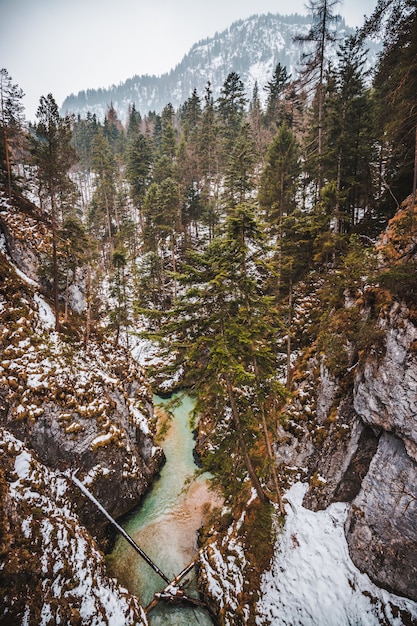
[278,301,417,602]
[354,304,417,460]
[0,428,149,626]
[0,195,164,542]
[343,305,417,600]
[345,433,417,601]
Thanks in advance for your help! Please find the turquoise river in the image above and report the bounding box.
[110,394,218,625]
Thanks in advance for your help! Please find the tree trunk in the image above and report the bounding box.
[412,125,417,230]
[286,266,293,390]
[224,374,268,504]
[84,265,91,347]
[252,357,286,514]
[50,189,60,333]
[2,124,12,200]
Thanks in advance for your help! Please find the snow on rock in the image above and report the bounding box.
[34,293,56,329]
[0,428,149,626]
[257,483,417,626]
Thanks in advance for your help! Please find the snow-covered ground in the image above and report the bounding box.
[2,429,148,626]
[257,483,417,625]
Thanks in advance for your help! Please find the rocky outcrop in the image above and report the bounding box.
[0,192,162,623]
[0,264,163,539]
[344,304,417,601]
[353,302,417,460]
[346,432,417,601]
[0,428,149,626]
[0,194,164,540]
[281,300,417,602]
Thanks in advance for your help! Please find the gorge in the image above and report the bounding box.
[1,2,417,623]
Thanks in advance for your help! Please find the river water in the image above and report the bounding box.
[110,394,217,625]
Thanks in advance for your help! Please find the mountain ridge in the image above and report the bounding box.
[61,12,374,123]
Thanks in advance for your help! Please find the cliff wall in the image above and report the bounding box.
[0,193,161,623]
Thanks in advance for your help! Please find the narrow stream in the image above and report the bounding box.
[110,394,217,625]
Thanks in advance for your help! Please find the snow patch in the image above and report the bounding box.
[34,293,56,329]
[257,482,417,625]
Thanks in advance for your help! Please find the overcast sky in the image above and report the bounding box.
[1,0,377,122]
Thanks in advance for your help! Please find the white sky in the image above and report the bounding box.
[1,0,377,122]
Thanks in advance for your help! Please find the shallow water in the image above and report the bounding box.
[110,394,216,625]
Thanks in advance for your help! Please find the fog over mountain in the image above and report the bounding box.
[61,13,378,122]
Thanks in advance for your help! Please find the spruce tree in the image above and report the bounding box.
[263,63,291,129]
[30,94,76,331]
[295,0,342,196]
[322,35,375,232]
[89,126,118,254]
[259,122,300,293]
[0,68,25,198]
[198,82,220,238]
[217,72,247,161]
[371,0,417,213]
[125,131,153,216]
[224,123,256,210]
[150,204,287,505]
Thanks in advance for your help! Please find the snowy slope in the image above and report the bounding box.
[61,13,376,123]
[257,483,417,626]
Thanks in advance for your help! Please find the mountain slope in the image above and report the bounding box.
[61,12,370,122]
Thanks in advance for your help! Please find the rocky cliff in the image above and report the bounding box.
[281,200,417,603]
[197,200,417,624]
[0,191,162,624]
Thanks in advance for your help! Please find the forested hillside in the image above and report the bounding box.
[1,0,417,624]
[60,12,380,123]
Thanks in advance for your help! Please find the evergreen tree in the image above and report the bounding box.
[125,131,153,215]
[126,103,142,139]
[160,103,177,160]
[217,72,248,158]
[0,68,25,198]
[322,35,375,232]
[295,0,342,196]
[109,245,130,345]
[224,123,256,209]
[59,215,93,323]
[248,81,265,160]
[103,103,125,159]
[71,112,99,209]
[89,126,118,252]
[150,204,287,506]
[180,88,202,137]
[371,0,417,212]
[259,122,300,294]
[263,63,291,129]
[30,93,76,331]
[198,82,220,238]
